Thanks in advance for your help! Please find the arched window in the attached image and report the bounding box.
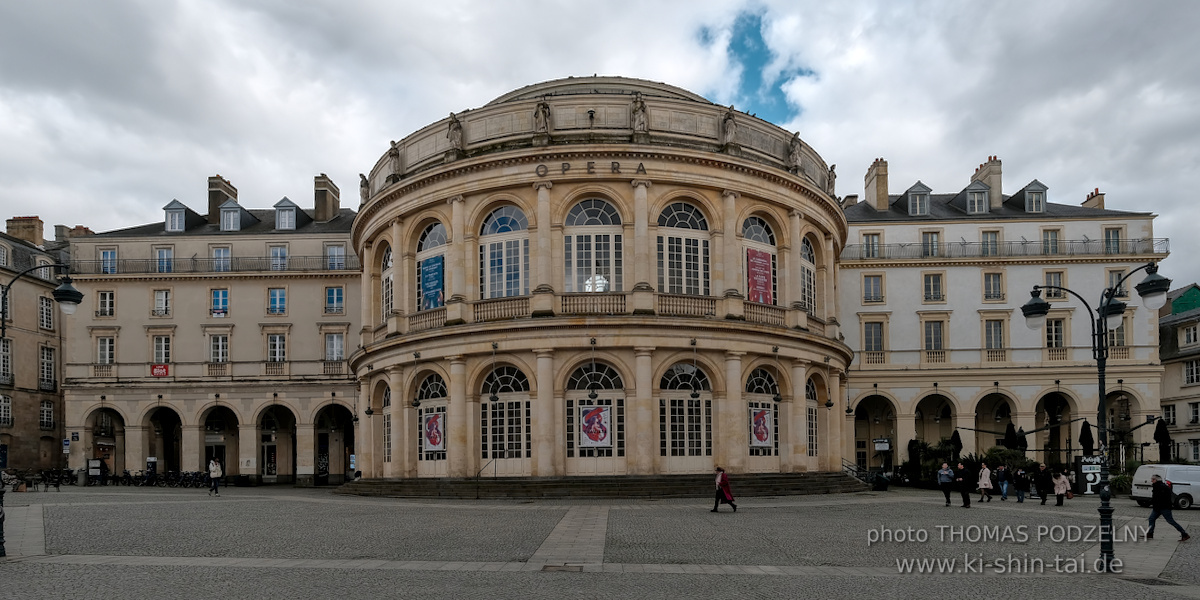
[806,378,819,457]
[659,363,712,458]
[657,203,710,296]
[564,199,623,293]
[380,245,394,321]
[800,237,816,312]
[480,366,531,461]
[746,368,779,457]
[479,206,530,299]
[417,374,448,463]
[382,387,392,463]
[566,363,625,459]
[415,222,448,311]
[743,216,777,305]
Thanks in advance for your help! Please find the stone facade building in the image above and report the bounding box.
[1159,285,1200,462]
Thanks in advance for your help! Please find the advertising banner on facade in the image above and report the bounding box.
[749,408,773,447]
[578,406,611,448]
[151,364,169,377]
[423,413,445,451]
[746,248,773,304]
[420,255,445,311]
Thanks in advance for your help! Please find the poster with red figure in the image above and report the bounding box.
[578,406,611,448]
[750,408,772,447]
[747,248,773,305]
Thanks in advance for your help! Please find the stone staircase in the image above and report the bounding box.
[334,471,868,500]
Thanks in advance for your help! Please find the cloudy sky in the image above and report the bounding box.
[2,0,1198,288]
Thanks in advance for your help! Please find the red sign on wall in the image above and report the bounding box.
[151,364,170,377]
[746,248,773,305]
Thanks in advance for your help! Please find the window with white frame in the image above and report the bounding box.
[480,366,533,460]
[153,290,170,316]
[657,202,710,297]
[1163,405,1176,425]
[210,335,229,363]
[276,208,295,230]
[97,290,115,317]
[100,249,117,274]
[1107,319,1126,348]
[745,368,780,457]
[1186,360,1200,386]
[1026,191,1045,213]
[1192,440,1200,461]
[981,231,999,256]
[1108,269,1129,298]
[417,374,449,462]
[1192,402,1199,424]
[863,275,883,303]
[1046,319,1065,348]
[270,245,288,271]
[742,216,776,304]
[39,400,53,429]
[864,322,884,352]
[1045,271,1065,299]
[39,346,54,384]
[267,334,286,363]
[156,247,173,273]
[39,296,53,329]
[97,337,115,364]
[0,245,7,267]
[1104,227,1122,254]
[479,206,530,299]
[921,231,939,257]
[0,338,10,380]
[212,247,231,272]
[166,210,185,232]
[325,287,344,314]
[380,246,394,320]
[267,288,286,314]
[211,288,229,316]
[383,388,392,463]
[1185,324,1199,346]
[924,321,945,351]
[968,190,987,214]
[909,193,929,216]
[923,273,944,301]
[221,208,239,231]
[800,238,816,311]
[325,333,344,361]
[1042,229,1060,255]
[415,223,447,310]
[985,320,1005,349]
[565,200,623,294]
[153,335,171,364]
[984,272,1004,301]
[806,378,819,457]
[862,233,880,258]
[0,395,11,426]
[657,363,711,458]
[326,244,346,270]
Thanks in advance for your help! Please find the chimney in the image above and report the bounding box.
[55,224,70,242]
[313,173,341,222]
[842,194,859,208]
[1082,187,1105,210]
[69,225,95,238]
[864,158,889,211]
[207,175,238,224]
[971,156,1003,209]
[6,216,44,246]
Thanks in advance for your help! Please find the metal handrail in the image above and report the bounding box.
[841,238,1169,260]
[72,255,361,275]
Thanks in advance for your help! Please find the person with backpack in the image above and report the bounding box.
[208,457,223,497]
[1148,474,1190,541]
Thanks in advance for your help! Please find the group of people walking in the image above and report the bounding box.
[937,462,1070,508]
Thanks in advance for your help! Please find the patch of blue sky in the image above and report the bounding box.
[700,10,813,125]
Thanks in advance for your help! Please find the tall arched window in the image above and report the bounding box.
[382,387,392,463]
[417,374,448,464]
[380,245,394,321]
[479,206,530,299]
[480,366,531,461]
[806,378,819,457]
[658,363,712,458]
[566,363,625,459]
[742,216,777,305]
[746,368,779,456]
[564,199,623,293]
[800,237,816,311]
[415,222,448,311]
[657,203,710,296]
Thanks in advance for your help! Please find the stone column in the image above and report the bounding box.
[822,234,836,322]
[448,196,466,299]
[123,426,147,479]
[723,351,745,471]
[534,349,555,476]
[632,180,652,287]
[182,424,203,472]
[357,382,375,478]
[788,210,803,307]
[388,366,408,477]
[535,182,553,291]
[790,360,808,471]
[391,218,405,318]
[238,423,258,481]
[295,422,315,486]
[722,190,741,296]
[634,347,655,474]
[447,356,467,477]
[360,242,375,347]
[826,371,844,472]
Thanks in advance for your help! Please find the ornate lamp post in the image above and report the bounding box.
[1021,262,1170,572]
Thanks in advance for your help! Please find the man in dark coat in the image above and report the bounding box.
[1034,463,1054,506]
[1013,468,1030,503]
[955,462,973,508]
[1148,474,1190,541]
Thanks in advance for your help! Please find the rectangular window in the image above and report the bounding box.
[985,320,1004,349]
[1042,229,1060,255]
[968,191,987,214]
[276,208,295,230]
[39,347,54,385]
[0,338,11,379]
[100,249,118,274]
[326,245,346,270]
[325,287,344,314]
[97,291,115,317]
[1046,319,1065,348]
[1108,269,1128,298]
[381,275,393,320]
[1104,227,1122,254]
[1044,271,1064,299]
[909,193,929,216]
[1186,360,1200,386]
[863,275,883,303]
[981,231,999,257]
[1107,320,1126,348]
[156,247,173,273]
[268,288,286,314]
[153,290,171,316]
[921,232,939,257]
[212,247,231,272]
[211,289,229,316]
[97,337,115,364]
[1163,405,1176,426]
[1026,191,1045,213]
[325,333,344,361]
[39,296,53,329]
[1185,325,1199,346]
[270,246,288,271]
[984,273,1004,301]
[864,322,884,352]
[1193,403,1200,424]
[0,396,10,426]
[267,334,287,362]
[210,335,229,363]
[806,405,818,457]
[39,400,53,429]
[221,209,239,231]
[153,336,171,364]
[862,234,880,258]
[166,210,184,232]
[924,321,944,351]
[923,273,944,301]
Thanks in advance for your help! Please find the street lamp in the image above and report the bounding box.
[1020,261,1171,572]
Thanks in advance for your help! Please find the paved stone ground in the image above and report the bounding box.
[2,484,1198,599]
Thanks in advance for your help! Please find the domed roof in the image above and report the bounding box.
[485,75,711,106]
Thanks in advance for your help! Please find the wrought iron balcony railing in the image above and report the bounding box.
[72,255,361,275]
[841,238,1169,261]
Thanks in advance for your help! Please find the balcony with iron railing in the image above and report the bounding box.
[841,238,1170,261]
[151,308,171,317]
[0,373,12,387]
[72,255,361,275]
[39,379,56,392]
[983,291,1006,302]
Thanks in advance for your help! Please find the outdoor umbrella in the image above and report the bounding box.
[1154,418,1173,463]
[949,430,963,460]
[1003,423,1018,450]
[1079,421,1094,456]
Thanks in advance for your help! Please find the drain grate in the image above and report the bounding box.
[542,565,584,572]
[1123,578,1179,586]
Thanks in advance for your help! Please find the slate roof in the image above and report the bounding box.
[89,208,357,238]
[844,188,1152,224]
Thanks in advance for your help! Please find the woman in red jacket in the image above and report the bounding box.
[712,466,737,512]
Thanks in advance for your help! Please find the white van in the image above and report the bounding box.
[1131,464,1200,509]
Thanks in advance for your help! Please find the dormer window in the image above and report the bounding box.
[908,193,929,216]
[968,191,988,214]
[221,208,240,232]
[1026,191,1045,213]
[166,210,185,232]
[276,208,295,230]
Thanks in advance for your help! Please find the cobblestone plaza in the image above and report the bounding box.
[2,486,1197,599]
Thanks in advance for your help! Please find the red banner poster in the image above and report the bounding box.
[151,364,170,377]
[747,248,773,305]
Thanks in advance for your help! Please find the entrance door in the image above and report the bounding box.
[565,396,626,475]
[479,399,531,477]
[316,433,329,485]
[262,442,278,483]
[658,395,713,474]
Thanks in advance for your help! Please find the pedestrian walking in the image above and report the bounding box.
[208,457,223,497]
[1013,468,1029,503]
[937,462,955,506]
[711,466,736,513]
[978,462,993,503]
[1053,471,1070,506]
[955,462,973,508]
[1147,474,1190,541]
[996,465,1010,501]
[1035,464,1054,505]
